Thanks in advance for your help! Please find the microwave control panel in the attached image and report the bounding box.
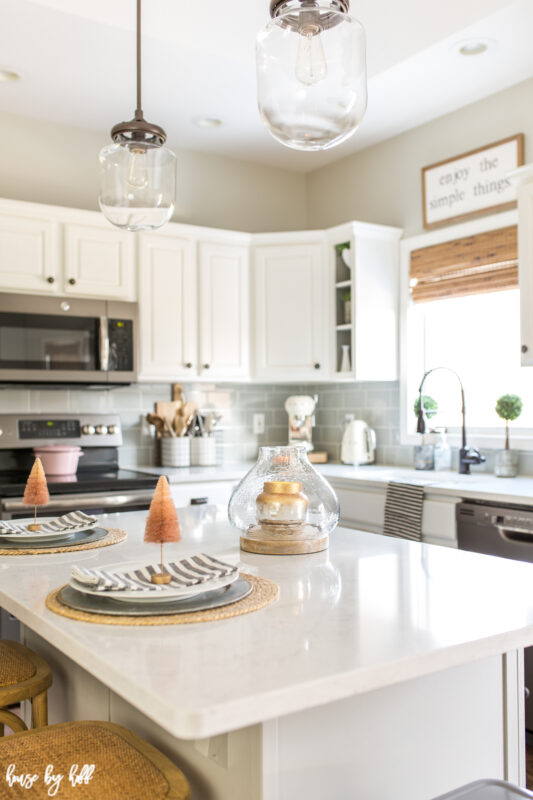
[108,319,134,372]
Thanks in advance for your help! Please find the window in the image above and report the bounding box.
[400,210,533,449]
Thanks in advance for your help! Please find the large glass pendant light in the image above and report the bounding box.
[256,0,367,151]
[98,0,176,231]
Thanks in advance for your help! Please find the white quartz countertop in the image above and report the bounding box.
[137,462,533,505]
[318,464,533,505]
[3,508,533,740]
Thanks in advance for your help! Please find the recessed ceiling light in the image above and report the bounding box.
[454,38,494,57]
[0,68,20,82]
[194,117,223,129]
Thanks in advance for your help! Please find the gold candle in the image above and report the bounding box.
[256,481,309,526]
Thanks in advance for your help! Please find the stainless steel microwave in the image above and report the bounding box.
[0,294,136,385]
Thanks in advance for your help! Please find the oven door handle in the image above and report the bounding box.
[3,491,154,514]
[99,316,110,371]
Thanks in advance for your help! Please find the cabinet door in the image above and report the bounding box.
[0,212,60,293]
[519,182,533,366]
[64,223,136,300]
[253,242,328,379]
[138,234,197,381]
[199,242,250,378]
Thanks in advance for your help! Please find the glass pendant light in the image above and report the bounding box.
[98,0,176,231]
[256,0,367,151]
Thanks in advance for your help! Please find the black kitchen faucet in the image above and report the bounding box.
[417,367,486,475]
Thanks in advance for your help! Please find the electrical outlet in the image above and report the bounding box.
[253,413,265,435]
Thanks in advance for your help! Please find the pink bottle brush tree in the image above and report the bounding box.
[23,457,50,531]
[144,476,181,584]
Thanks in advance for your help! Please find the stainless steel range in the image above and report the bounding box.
[0,413,158,519]
[0,412,159,639]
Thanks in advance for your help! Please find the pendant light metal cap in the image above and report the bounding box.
[111,114,167,148]
[269,0,350,30]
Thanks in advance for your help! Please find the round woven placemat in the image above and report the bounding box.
[0,527,126,556]
[46,572,279,626]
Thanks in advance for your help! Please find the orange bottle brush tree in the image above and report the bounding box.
[144,476,181,584]
[23,457,50,531]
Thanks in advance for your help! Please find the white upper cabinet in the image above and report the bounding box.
[138,227,251,382]
[0,199,137,300]
[64,223,136,301]
[198,242,250,379]
[0,206,60,294]
[328,221,403,382]
[252,236,329,380]
[510,165,533,366]
[138,231,197,381]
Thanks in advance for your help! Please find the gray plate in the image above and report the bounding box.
[57,578,253,616]
[0,527,109,551]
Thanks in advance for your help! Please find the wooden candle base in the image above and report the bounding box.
[241,523,329,555]
[151,573,171,585]
[27,524,42,532]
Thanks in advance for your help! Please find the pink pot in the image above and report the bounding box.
[33,445,83,476]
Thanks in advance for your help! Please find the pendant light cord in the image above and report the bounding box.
[135,0,142,118]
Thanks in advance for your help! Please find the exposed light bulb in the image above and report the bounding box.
[295,24,327,86]
[256,0,367,151]
[126,148,148,189]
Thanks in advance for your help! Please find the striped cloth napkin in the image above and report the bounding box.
[71,553,238,593]
[0,511,98,536]
[383,482,424,541]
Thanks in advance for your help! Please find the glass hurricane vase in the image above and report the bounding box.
[228,445,339,555]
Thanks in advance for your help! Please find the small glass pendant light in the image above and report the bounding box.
[256,0,367,151]
[98,0,176,231]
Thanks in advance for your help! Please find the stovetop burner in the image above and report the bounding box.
[0,468,158,497]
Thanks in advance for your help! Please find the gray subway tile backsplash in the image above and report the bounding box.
[0,380,411,468]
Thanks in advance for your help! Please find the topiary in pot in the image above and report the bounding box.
[413,395,438,421]
[495,394,523,450]
[413,395,438,470]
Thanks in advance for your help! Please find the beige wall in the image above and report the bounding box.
[0,111,307,233]
[306,78,533,236]
[4,79,533,236]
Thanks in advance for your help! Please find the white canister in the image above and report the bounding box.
[161,437,190,468]
[190,436,217,467]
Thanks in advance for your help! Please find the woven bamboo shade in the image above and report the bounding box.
[410,225,518,303]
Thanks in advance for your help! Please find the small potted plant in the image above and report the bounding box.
[494,394,523,477]
[413,395,438,470]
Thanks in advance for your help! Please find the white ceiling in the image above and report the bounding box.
[0,0,532,172]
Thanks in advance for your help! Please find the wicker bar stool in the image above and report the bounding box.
[0,720,191,799]
[0,640,52,735]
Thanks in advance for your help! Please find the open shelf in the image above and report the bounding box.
[333,239,353,375]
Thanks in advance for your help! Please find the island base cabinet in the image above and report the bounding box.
[21,628,524,800]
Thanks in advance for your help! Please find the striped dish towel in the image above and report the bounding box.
[383,482,424,541]
[0,511,97,536]
[71,553,238,593]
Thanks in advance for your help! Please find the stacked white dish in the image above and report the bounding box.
[0,511,98,543]
[70,554,240,605]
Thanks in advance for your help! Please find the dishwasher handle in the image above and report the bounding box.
[498,526,533,544]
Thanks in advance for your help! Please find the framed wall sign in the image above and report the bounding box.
[421,134,524,230]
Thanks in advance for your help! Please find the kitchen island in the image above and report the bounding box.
[1,505,533,799]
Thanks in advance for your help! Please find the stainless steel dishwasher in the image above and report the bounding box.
[457,500,533,736]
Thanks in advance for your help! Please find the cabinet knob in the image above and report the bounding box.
[46,276,55,284]
[185,362,193,369]
[522,345,528,353]
[203,363,210,370]
[314,363,321,370]
[68,278,76,285]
